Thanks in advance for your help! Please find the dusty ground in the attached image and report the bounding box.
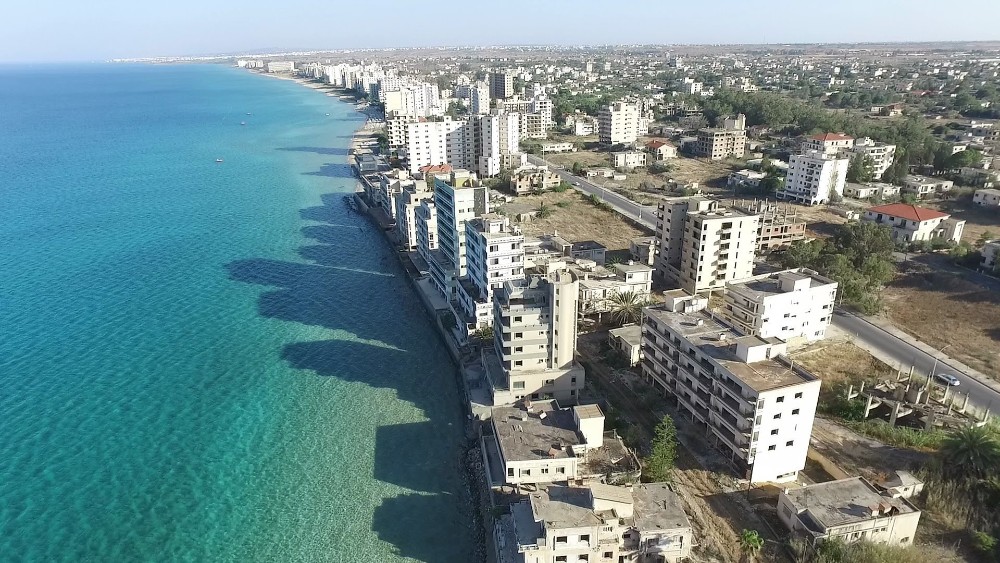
[809,418,930,482]
[928,197,1000,246]
[498,189,649,251]
[792,204,851,239]
[791,340,900,387]
[883,267,1000,377]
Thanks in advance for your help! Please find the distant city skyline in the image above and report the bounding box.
[3,0,1000,63]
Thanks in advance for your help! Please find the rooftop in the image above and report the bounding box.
[809,132,854,142]
[609,324,643,347]
[528,486,603,530]
[867,203,949,222]
[572,240,607,252]
[644,307,817,392]
[727,269,837,301]
[783,477,920,533]
[492,401,583,462]
[633,483,693,533]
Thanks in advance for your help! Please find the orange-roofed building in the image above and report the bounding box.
[802,132,855,156]
[862,203,965,244]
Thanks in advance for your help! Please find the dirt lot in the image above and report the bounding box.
[883,267,1000,377]
[792,204,851,239]
[928,197,1000,246]
[791,340,900,387]
[498,189,649,251]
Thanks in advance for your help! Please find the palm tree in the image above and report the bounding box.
[940,425,1000,480]
[738,529,764,563]
[608,290,646,326]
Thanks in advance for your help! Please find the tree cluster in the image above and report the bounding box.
[642,415,677,482]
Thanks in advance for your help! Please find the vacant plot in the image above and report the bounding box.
[928,197,1000,246]
[883,268,1000,377]
[499,189,648,251]
[791,341,900,387]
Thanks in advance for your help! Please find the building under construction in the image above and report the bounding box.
[732,199,807,251]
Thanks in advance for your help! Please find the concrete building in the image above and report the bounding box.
[732,200,807,251]
[981,240,1000,271]
[654,198,760,294]
[901,175,954,199]
[728,169,766,190]
[403,117,469,174]
[779,151,849,205]
[471,80,491,114]
[973,188,1000,207]
[490,72,515,100]
[645,139,678,160]
[531,93,554,131]
[694,114,746,160]
[264,61,295,73]
[844,182,900,200]
[478,112,523,178]
[508,165,562,195]
[599,102,640,146]
[376,168,416,223]
[612,151,647,169]
[393,179,434,251]
[578,262,654,316]
[486,271,585,405]
[415,198,440,276]
[629,236,657,266]
[508,482,693,563]
[801,132,855,156]
[609,324,643,367]
[851,138,897,179]
[641,295,822,483]
[721,269,838,344]
[458,215,525,332]
[862,203,965,244]
[429,170,488,298]
[778,477,922,547]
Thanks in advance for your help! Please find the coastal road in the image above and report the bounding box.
[831,310,1000,411]
[526,154,658,230]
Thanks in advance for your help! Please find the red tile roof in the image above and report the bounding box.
[418,164,453,174]
[867,203,949,222]
[809,132,854,142]
[645,139,674,149]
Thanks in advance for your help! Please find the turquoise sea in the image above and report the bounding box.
[0,64,474,562]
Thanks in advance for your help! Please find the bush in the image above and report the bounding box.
[552,182,571,193]
[848,419,946,450]
[970,531,997,557]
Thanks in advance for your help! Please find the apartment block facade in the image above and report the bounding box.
[459,215,525,331]
[801,132,854,156]
[851,137,897,179]
[393,181,434,251]
[490,72,515,100]
[598,102,639,145]
[429,171,488,298]
[694,114,746,160]
[722,269,838,343]
[641,296,821,483]
[779,151,849,205]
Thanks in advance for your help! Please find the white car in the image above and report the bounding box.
[933,373,960,386]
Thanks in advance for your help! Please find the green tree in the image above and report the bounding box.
[780,239,825,269]
[847,154,875,183]
[608,290,647,326]
[535,202,553,219]
[473,325,494,342]
[948,149,984,170]
[940,425,1000,480]
[571,161,585,175]
[738,529,765,562]
[643,415,677,482]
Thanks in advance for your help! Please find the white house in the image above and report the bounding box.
[862,203,965,244]
[973,188,1000,207]
[612,151,647,169]
[778,151,849,205]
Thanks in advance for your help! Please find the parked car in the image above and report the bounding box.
[933,373,960,386]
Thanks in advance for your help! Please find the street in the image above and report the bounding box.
[526,154,658,229]
[831,310,1000,411]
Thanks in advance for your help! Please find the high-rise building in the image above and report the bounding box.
[851,137,896,179]
[531,93,554,131]
[598,102,639,145]
[457,215,524,331]
[429,170,488,298]
[694,114,746,160]
[778,150,850,206]
[470,80,490,115]
[394,181,435,251]
[476,112,521,178]
[721,269,839,343]
[489,72,515,100]
[641,294,821,483]
[654,198,759,294]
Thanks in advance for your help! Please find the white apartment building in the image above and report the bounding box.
[574,118,595,136]
[471,81,491,114]
[851,137,896,179]
[612,151,647,169]
[779,151,849,205]
[981,240,1000,270]
[578,263,654,316]
[531,93,554,131]
[862,203,965,244]
[508,482,693,563]
[415,198,440,277]
[429,170,488,298]
[490,72,515,100]
[376,168,416,221]
[801,132,854,156]
[403,117,470,174]
[458,215,525,331]
[641,295,822,483]
[264,61,295,73]
[394,182,434,251]
[654,198,760,294]
[901,175,954,199]
[478,112,522,178]
[486,271,585,405]
[973,188,1000,207]
[722,269,838,344]
[599,102,639,145]
[778,477,922,547]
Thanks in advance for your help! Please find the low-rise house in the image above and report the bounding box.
[567,239,607,265]
[862,203,965,244]
[728,169,766,189]
[577,262,654,315]
[645,139,678,160]
[844,182,900,200]
[509,166,562,195]
[629,236,657,266]
[982,240,1000,271]
[902,175,953,199]
[609,325,643,366]
[973,188,1000,207]
[612,151,647,169]
[875,471,924,500]
[586,167,615,179]
[507,482,693,563]
[721,269,838,344]
[778,476,922,547]
[541,142,575,153]
[486,401,639,488]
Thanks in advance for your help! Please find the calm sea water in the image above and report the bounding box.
[0,64,473,562]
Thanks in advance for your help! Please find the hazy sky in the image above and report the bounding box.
[2,0,999,63]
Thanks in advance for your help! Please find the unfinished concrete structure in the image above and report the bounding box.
[732,199,807,251]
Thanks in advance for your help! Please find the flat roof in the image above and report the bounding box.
[589,482,633,505]
[609,324,643,346]
[613,262,654,274]
[633,483,692,533]
[493,401,582,462]
[727,269,837,301]
[783,477,919,532]
[528,486,602,530]
[573,404,604,419]
[644,307,817,392]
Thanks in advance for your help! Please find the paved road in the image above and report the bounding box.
[831,310,1000,411]
[526,154,658,229]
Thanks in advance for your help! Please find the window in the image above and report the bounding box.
[786,440,794,447]
[792,408,800,415]
[768,445,776,451]
[556,466,565,474]
[555,536,567,544]
[794,392,803,399]
[520,469,531,476]
[512,381,525,389]
[604,552,613,559]
[770,429,778,435]
[580,534,590,543]
[514,361,523,367]
[541,467,549,474]
[507,468,514,477]
[556,557,568,563]
[773,413,781,420]
[776,396,785,403]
